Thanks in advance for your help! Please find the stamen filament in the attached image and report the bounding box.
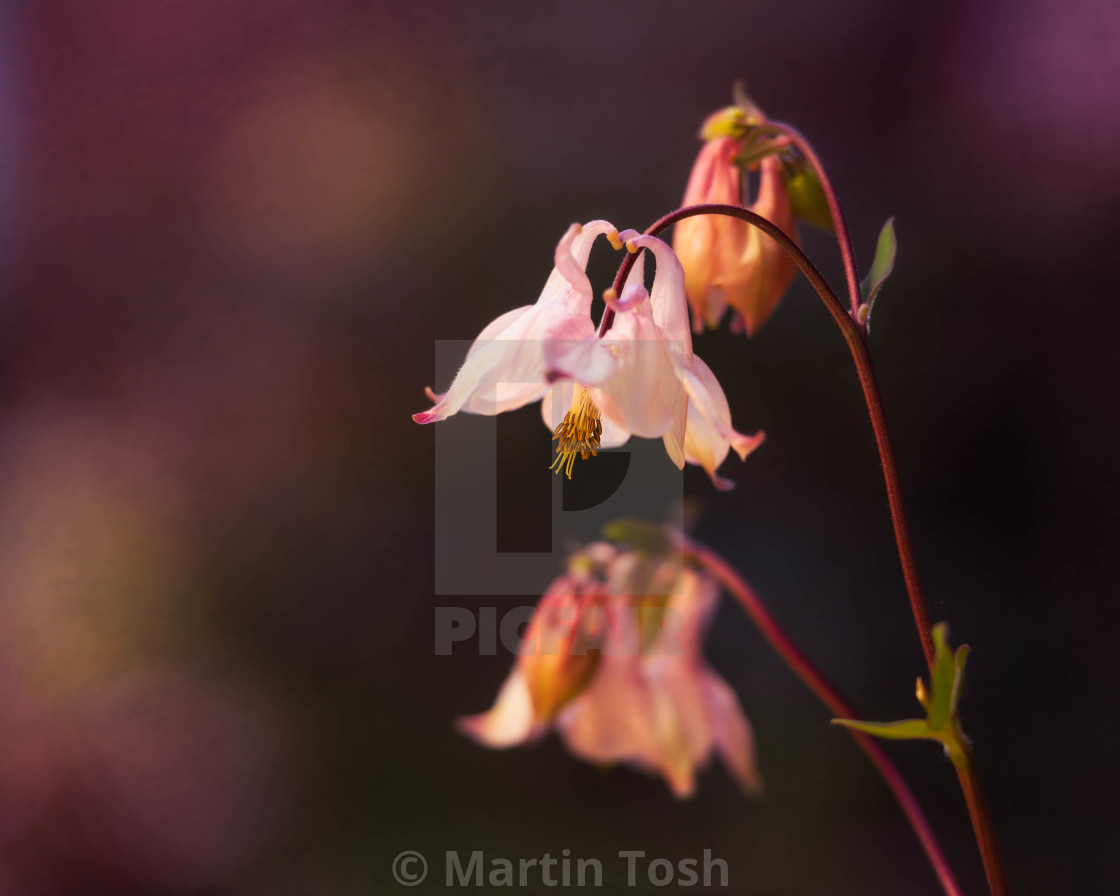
[550,386,603,479]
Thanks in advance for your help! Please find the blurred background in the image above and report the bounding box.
[0,0,1117,893]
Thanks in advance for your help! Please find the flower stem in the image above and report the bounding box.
[617,202,1010,895]
[762,120,864,323]
[614,203,936,667]
[680,537,964,896]
[949,742,1011,896]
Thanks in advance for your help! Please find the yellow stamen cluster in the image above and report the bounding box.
[550,387,603,479]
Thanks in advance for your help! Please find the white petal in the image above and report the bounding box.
[662,400,687,471]
[680,355,764,486]
[456,670,543,749]
[465,306,534,361]
[413,335,544,422]
[482,381,550,415]
[598,314,685,439]
[627,235,694,364]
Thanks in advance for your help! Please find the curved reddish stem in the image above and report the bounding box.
[603,203,936,667]
[613,202,1009,895]
[764,120,864,323]
[682,538,964,896]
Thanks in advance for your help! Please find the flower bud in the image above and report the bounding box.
[673,132,799,336]
[520,589,602,720]
[699,106,750,141]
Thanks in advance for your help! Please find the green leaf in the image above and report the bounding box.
[781,161,834,232]
[601,518,672,555]
[831,718,938,742]
[859,217,897,332]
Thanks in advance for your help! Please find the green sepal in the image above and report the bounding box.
[700,106,749,141]
[831,718,939,742]
[781,161,834,232]
[915,676,931,711]
[832,623,972,753]
[928,622,956,730]
[950,644,970,717]
[735,141,789,170]
[731,81,763,120]
[858,217,897,332]
[601,518,672,556]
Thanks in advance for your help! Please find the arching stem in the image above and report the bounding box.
[681,537,965,896]
[603,203,935,667]
[762,119,864,323]
[606,202,1010,896]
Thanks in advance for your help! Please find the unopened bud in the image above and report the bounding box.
[699,105,749,141]
[521,592,601,719]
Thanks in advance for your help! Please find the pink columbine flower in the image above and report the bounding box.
[413,222,762,489]
[458,543,763,799]
[673,136,798,336]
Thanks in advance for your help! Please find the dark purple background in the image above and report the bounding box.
[0,1,1117,893]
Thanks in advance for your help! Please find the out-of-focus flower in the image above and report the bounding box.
[413,223,762,488]
[456,564,606,748]
[458,543,762,799]
[673,134,799,336]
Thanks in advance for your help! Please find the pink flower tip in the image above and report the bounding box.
[731,430,765,462]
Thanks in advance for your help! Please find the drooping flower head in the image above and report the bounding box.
[413,221,763,489]
[673,105,800,336]
[458,540,763,799]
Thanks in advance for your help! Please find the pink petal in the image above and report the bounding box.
[670,572,762,795]
[675,139,741,330]
[604,281,648,314]
[546,220,619,309]
[556,600,662,769]
[666,569,720,655]
[542,314,618,386]
[703,670,764,795]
